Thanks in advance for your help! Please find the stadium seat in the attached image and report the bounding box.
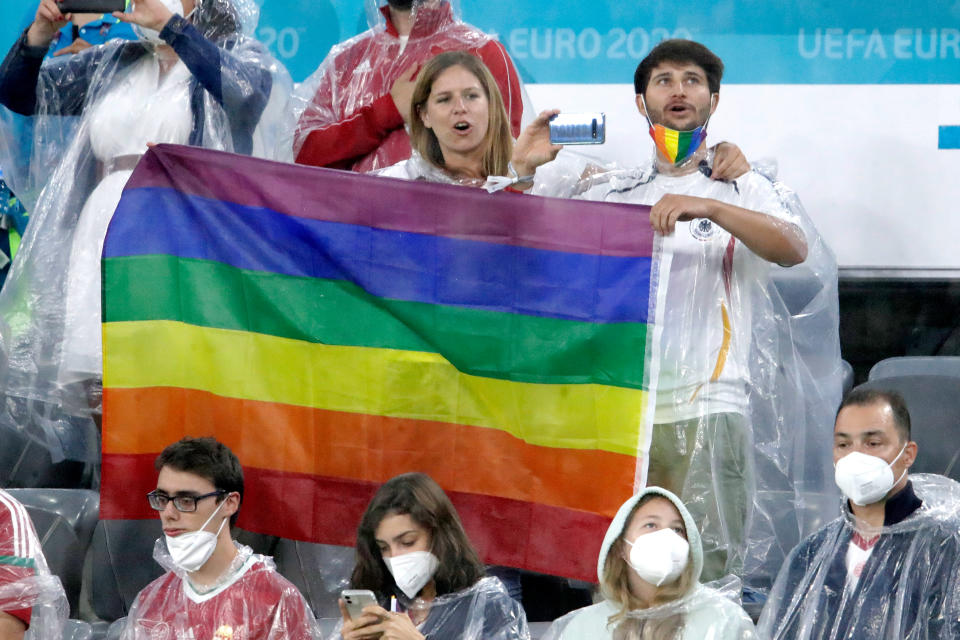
[273,540,353,618]
[869,356,960,381]
[841,359,854,395]
[87,520,165,622]
[63,619,93,640]
[0,426,86,489]
[5,489,98,617]
[855,378,960,481]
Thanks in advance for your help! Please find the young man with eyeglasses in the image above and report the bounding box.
[119,437,321,639]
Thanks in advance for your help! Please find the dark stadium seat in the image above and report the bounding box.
[6,489,98,617]
[62,619,93,640]
[855,377,960,481]
[273,540,353,618]
[869,356,960,381]
[841,359,854,395]
[0,427,86,489]
[87,520,165,622]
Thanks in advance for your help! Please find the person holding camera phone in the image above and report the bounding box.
[337,472,529,640]
[373,50,559,193]
[0,0,289,434]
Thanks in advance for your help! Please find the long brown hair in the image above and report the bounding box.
[409,51,512,178]
[602,494,695,639]
[351,472,486,598]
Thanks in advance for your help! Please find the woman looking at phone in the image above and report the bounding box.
[543,487,756,640]
[0,0,285,428]
[337,472,529,640]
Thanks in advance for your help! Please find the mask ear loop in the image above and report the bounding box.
[198,495,230,534]
[888,442,910,487]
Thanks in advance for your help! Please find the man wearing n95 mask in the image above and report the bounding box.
[759,388,960,639]
[117,437,321,640]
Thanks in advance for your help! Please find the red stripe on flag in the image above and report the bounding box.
[102,453,609,581]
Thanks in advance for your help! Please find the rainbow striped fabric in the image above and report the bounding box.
[100,144,664,580]
[648,122,707,166]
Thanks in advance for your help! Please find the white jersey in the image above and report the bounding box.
[579,165,800,423]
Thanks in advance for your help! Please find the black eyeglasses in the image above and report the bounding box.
[147,489,226,513]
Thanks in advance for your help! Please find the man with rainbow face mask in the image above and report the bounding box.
[759,388,960,639]
[577,39,811,583]
[116,437,321,639]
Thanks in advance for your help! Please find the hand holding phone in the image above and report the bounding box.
[342,589,379,621]
[549,112,606,145]
[58,0,126,14]
[340,590,386,639]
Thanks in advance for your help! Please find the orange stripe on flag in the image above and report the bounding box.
[104,386,637,517]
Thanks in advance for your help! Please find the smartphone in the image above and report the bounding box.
[342,589,379,620]
[549,112,606,145]
[58,0,126,14]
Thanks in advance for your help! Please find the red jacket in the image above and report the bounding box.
[294,3,523,172]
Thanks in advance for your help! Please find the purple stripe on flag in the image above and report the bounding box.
[125,144,655,258]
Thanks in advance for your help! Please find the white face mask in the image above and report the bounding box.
[133,0,191,44]
[164,498,227,572]
[383,551,439,599]
[834,444,908,506]
[625,527,690,587]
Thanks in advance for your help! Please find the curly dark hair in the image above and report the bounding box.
[351,473,485,599]
[155,437,244,525]
[634,39,724,96]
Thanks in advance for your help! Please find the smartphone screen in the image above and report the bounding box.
[549,113,606,145]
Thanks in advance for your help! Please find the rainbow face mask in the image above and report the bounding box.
[641,95,710,167]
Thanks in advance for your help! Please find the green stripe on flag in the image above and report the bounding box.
[104,254,649,388]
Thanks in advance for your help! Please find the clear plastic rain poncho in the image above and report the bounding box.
[286,0,530,170]
[533,150,843,590]
[332,576,528,640]
[117,539,321,640]
[757,474,960,639]
[0,0,292,460]
[543,487,756,640]
[0,489,68,639]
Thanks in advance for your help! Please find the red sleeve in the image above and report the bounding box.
[475,39,523,138]
[0,494,37,627]
[295,77,405,169]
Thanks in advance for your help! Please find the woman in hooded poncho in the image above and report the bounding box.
[544,487,756,640]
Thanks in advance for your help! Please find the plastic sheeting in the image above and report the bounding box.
[758,474,960,639]
[0,489,68,639]
[0,0,292,459]
[543,580,756,640]
[534,149,842,589]
[287,0,530,170]
[117,539,322,640]
[333,576,528,640]
[542,487,756,640]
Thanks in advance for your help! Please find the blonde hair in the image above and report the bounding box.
[601,495,695,640]
[408,51,512,178]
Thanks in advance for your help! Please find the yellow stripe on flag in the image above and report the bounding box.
[104,321,647,456]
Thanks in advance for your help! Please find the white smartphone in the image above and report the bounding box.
[342,589,379,620]
[549,112,606,145]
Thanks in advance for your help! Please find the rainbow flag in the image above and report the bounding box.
[100,144,665,581]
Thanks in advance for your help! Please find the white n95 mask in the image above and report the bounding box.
[625,528,690,587]
[165,499,227,572]
[834,445,908,506]
[384,551,439,599]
